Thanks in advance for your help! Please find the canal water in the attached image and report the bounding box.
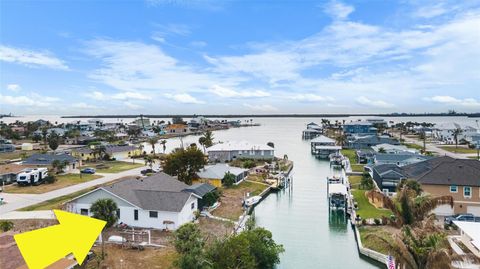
[3,115,478,268]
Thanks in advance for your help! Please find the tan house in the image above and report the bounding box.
[412,157,480,215]
[165,124,188,134]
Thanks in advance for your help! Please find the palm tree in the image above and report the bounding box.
[198,136,207,153]
[160,140,167,153]
[378,147,387,153]
[90,199,118,260]
[201,130,214,148]
[148,137,159,156]
[335,134,347,147]
[381,180,453,228]
[450,127,463,149]
[366,217,466,269]
[144,155,155,169]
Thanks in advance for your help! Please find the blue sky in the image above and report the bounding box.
[1,0,479,115]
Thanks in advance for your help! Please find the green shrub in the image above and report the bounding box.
[0,221,14,232]
[374,218,381,225]
[223,172,236,187]
[45,176,57,184]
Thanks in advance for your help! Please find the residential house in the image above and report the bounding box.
[0,164,30,185]
[196,163,248,187]
[183,183,217,210]
[65,173,199,230]
[206,141,274,162]
[165,124,188,134]
[356,149,376,164]
[452,221,480,258]
[306,122,323,131]
[21,153,80,172]
[371,156,480,215]
[132,117,151,129]
[371,143,418,154]
[365,118,388,128]
[0,141,15,153]
[71,144,141,161]
[374,153,432,166]
[310,135,341,158]
[434,122,479,143]
[343,121,377,135]
[345,135,400,149]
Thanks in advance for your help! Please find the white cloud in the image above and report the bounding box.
[72,102,97,109]
[90,91,107,100]
[0,93,59,107]
[323,0,354,20]
[112,91,149,100]
[291,94,334,102]
[164,93,204,104]
[6,84,21,92]
[0,45,68,70]
[356,96,394,108]
[210,85,270,98]
[243,103,278,112]
[123,101,142,110]
[413,3,447,18]
[427,95,480,107]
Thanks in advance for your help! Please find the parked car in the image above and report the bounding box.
[140,168,159,175]
[444,213,478,226]
[80,168,96,174]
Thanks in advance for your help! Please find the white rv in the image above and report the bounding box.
[16,168,48,186]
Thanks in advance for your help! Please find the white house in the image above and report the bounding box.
[207,141,274,162]
[434,123,479,143]
[65,173,200,230]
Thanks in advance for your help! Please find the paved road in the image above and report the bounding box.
[0,166,146,216]
[395,134,475,159]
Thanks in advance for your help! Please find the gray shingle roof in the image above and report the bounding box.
[375,153,431,163]
[22,153,78,165]
[101,172,195,212]
[197,163,247,179]
[183,183,216,197]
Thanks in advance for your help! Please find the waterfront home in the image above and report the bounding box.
[0,163,29,185]
[356,149,376,164]
[374,153,431,166]
[65,173,199,230]
[371,143,418,154]
[452,221,480,258]
[32,127,67,138]
[0,141,15,153]
[196,163,248,187]
[188,116,208,130]
[365,118,388,128]
[21,153,80,172]
[306,122,323,131]
[302,128,322,139]
[132,117,151,129]
[343,121,377,135]
[206,141,274,162]
[345,135,400,149]
[310,135,341,158]
[64,135,98,145]
[71,144,141,161]
[165,124,188,134]
[183,183,217,210]
[434,122,479,143]
[371,156,480,216]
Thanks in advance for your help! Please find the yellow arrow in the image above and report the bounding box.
[14,210,106,269]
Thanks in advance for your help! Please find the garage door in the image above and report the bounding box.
[433,204,454,216]
[467,205,480,216]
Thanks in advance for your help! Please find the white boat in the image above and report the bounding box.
[244,196,262,207]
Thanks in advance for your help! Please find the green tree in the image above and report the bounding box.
[201,130,214,148]
[144,155,155,169]
[222,172,236,187]
[360,172,374,190]
[48,132,60,152]
[0,220,14,232]
[32,133,42,143]
[90,198,118,260]
[162,145,206,185]
[366,217,464,269]
[173,223,210,269]
[450,127,463,149]
[148,137,159,156]
[51,159,68,174]
[199,136,207,153]
[160,139,167,153]
[335,134,347,147]
[378,147,386,153]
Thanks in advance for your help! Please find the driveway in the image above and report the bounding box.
[0,166,146,216]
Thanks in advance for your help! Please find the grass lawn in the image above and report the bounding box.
[352,189,392,219]
[341,149,357,163]
[19,187,95,211]
[349,175,362,187]
[439,146,478,154]
[403,143,423,150]
[4,174,102,194]
[358,226,395,255]
[213,181,268,221]
[351,164,365,172]
[90,161,143,173]
[0,150,34,162]
[468,156,480,160]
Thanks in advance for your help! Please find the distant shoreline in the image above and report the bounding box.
[60,113,480,119]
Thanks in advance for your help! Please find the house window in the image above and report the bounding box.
[134,209,139,221]
[149,211,158,218]
[116,209,120,218]
[450,185,458,193]
[80,208,89,216]
[464,187,472,198]
[191,202,195,210]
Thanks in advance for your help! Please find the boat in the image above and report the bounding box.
[327,175,344,185]
[329,153,345,167]
[244,196,262,207]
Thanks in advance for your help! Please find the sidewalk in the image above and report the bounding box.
[0,166,146,215]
